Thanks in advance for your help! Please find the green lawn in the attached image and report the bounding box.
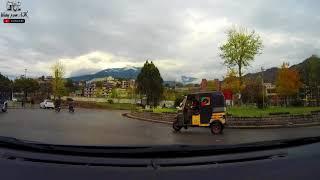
[152,107,178,113]
[227,106,320,117]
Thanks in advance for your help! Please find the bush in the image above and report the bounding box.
[107,99,114,104]
[291,99,303,107]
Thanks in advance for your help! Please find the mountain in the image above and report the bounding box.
[70,66,141,81]
[181,76,198,84]
[244,67,279,83]
[243,55,320,83]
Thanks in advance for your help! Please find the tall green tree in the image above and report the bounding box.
[136,61,164,106]
[219,26,263,88]
[0,73,12,92]
[51,61,66,99]
[13,77,39,98]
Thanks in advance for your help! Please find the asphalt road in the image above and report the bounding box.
[1,108,320,146]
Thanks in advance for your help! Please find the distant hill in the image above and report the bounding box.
[70,66,141,81]
[244,67,279,83]
[243,55,320,83]
[290,55,320,84]
[70,66,198,86]
[181,76,198,84]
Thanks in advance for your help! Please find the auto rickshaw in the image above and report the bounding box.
[173,91,226,134]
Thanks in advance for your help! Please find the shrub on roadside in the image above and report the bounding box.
[108,99,114,104]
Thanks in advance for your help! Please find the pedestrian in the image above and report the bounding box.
[31,98,34,108]
[21,99,25,108]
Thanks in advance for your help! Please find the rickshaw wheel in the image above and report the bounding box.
[173,120,182,132]
[210,121,223,135]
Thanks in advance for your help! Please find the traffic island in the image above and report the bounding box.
[123,111,320,129]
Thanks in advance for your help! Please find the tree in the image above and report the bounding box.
[13,77,39,99]
[221,68,242,94]
[163,88,176,101]
[0,73,12,92]
[94,87,104,98]
[65,78,76,95]
[136,61,164,106]
[303,55,320,86]
[276,62,302,105]
[51,61,66,99]
[303,55,320,105]
[207,81,218,91]
[110,88,119,103]
[242,77,266,108]
[95,81,103,88]
[219,26,263,90]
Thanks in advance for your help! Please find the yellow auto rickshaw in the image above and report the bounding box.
[173,91,226,134]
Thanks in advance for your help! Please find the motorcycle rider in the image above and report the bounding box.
[68,98,75,112]
[55,97,61,112]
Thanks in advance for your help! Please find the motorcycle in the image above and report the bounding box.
[68,105,74,113]
[55,106,61,112]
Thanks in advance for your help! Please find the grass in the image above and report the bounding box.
[227,106,320,117]
[152,107,178,113]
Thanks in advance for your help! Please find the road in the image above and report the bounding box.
[0,109,320,146]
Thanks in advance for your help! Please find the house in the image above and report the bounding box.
[121,80,129,89]
[263,83,278,105]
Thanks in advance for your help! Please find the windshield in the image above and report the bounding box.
[0,1,319,149]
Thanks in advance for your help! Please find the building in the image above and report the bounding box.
[121,80,129,89]
[106,76,114,81]
[264,83,277,96]
[36,76,53,100]
[263,83,278,105]
[84,83,96,97]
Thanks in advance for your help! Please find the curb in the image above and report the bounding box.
[123,113,320,129]
[226,122,320,129]
[122,113,172,125]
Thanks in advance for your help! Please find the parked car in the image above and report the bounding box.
[40,99,55,109]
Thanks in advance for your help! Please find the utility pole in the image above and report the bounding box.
[24,69,27,78]
[261,67,265,108]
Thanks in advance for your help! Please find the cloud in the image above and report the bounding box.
[0,0,319,81]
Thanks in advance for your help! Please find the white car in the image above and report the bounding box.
[40,99,55,109]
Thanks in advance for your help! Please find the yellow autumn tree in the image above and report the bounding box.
[51,61,66,99]
[276,62,302,105]
[222,68,243,94]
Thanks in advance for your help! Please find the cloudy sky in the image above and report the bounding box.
[0,0,319,81]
